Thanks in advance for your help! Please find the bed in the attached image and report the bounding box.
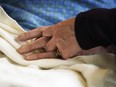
[0,0,116,87]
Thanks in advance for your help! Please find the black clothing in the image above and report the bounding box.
[75,8,116,49]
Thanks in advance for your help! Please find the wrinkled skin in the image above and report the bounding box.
[17,18,82,60]
[17,18,116,60]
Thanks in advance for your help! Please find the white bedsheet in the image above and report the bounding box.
[0,6,116,87]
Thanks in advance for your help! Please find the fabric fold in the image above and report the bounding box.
[0,6,116,87]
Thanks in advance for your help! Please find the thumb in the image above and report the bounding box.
[56,38,67,59]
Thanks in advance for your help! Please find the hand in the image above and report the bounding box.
[17,18,82,60]
[42,18,82,59]
[17,26,57,60]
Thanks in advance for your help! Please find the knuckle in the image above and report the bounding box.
[42,37,49,43]
[43,37,50,44]
[46,42,56,51]
[30,37,49,49]
[43,26,53,37]
[37,37,48,46]
[39,26,48,33]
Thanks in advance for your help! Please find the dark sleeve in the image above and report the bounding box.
[75,8,116,49]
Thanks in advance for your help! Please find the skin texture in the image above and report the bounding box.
[17,18,82,60]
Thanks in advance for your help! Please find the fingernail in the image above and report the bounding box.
[17,46,26,54]
[25,56,31,60]
[17,33,25,41]
[25,55,34,60]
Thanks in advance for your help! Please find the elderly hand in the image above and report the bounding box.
[17,18,82,60]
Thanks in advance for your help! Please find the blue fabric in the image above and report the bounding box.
[0,0,116,30]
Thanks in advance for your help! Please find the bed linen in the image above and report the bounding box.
[0,6,116,87]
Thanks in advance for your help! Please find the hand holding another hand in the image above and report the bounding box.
[17,18,82,60]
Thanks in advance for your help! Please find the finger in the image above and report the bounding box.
[42,26,53,37]
[45,37,57,51]
[17,37,49,54]
[18,26,47,41]
[25,51,56,60]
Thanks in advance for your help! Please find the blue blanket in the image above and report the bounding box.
[0,0,116,30]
